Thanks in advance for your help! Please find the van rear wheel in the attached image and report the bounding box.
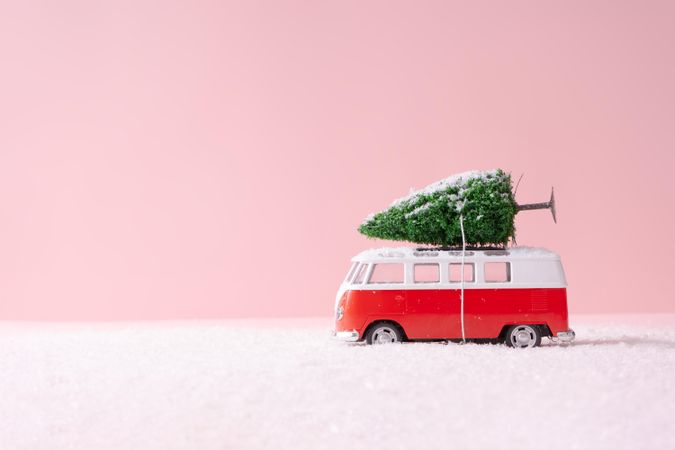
[505,325,541,348]
[365,322,403,345]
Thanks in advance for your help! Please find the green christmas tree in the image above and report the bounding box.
[358,169,523,247]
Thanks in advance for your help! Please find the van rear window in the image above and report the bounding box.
[484,262,511,282]
[368,263,404,284]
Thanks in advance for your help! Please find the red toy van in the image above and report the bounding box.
[333,247,574,348]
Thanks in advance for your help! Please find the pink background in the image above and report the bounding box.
[1,1,674,320]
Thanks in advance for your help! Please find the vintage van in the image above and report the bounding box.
[333,247,575,348]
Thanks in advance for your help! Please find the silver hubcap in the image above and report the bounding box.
[510,325,537,348]
[372,326,399,344]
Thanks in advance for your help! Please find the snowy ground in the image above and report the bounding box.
[1,315,674,450]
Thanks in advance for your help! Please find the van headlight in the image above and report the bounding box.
[336,306,344,321]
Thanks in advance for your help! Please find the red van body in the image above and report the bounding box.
[333,247,574,346]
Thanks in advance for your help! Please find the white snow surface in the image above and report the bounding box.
[390,169,498,207]
[1,315,675,450]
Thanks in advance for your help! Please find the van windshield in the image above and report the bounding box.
[344,262,358,283]
[352,264,369,284]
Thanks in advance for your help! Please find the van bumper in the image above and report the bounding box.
[332,330,360,342]
[555,329,576,343]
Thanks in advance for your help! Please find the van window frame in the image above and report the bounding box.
[448,262,476,283]
[413,263,440,284]
[366,262,405,285]
[483,261,512,283]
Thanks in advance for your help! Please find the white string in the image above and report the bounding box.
[459,214,466,344]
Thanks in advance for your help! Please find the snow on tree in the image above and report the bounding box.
[358,169,519,247]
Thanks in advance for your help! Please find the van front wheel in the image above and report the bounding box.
[365,322,403,345]
[505,325,542,348]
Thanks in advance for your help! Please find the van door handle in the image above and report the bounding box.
[395,295,404,301]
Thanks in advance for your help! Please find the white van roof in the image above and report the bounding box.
[348,246,566,288]
[352,246,560,262]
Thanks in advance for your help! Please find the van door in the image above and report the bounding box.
[404,262,462,339]
[444,261,477,339]
[404,289,461,339]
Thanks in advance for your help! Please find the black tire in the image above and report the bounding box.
[505,325,542,348]
[365,322,403,345]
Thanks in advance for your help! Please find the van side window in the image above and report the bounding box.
[368,263,404,284]
[484,262,511,282]
[352,264,369,284]
[449,263,475,282]
[414,264,439,283]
